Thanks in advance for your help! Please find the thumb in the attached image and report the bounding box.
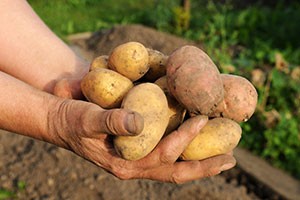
[89,109,144,136]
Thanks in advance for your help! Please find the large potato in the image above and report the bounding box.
[181,118,242,161]
[143,48,168,82]
[211,74,258,122]
[114,83,169,160]
[108,42,149,81]
[81,68,133,109]
[166,45,224,116]
[154,76,186,134]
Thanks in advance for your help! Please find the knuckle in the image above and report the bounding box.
[110,161,134,180]
[170,171,184,184]
[159,153,172,165]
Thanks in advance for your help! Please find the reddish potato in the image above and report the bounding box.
[166,45,224,115]
[211,74,258,122]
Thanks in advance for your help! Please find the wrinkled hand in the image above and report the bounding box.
[48,99,236,183]
[50,66,236,183]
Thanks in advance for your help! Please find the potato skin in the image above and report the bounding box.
[143,48,168,82]
[90,55,109,71]
[211,74,258,122]
[181,118,242,161]
[81,68,133,109]
[108,42,149,81]
[154,76,186,134]
[166,45,224,116]
[114,83,169,160]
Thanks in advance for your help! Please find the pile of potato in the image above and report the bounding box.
[81,42,258,161]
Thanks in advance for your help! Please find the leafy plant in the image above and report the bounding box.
[0,189,15,200]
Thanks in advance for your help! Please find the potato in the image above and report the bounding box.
[143,48,168,82]
[81,68,133,109]
[154,76,186,134]
[181,118,242,161]
[166,45,224,116]
[113,83,169,160]
[90,55,109,71]
[211,74,258,122]
[108,42,149,81]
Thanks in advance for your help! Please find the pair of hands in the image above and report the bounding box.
[51,76,236,183]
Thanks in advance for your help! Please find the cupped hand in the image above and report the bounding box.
[48,99,236,183]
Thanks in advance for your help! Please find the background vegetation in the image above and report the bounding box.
[1,0,299,197]
[26,0,300,179]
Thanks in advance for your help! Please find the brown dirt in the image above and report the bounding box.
[1,24,260,200]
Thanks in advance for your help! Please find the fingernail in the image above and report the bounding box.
[196,115,208,130]
[220,162,235,171]
[125,113,144,135]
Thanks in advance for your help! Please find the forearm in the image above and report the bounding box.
[0,71,63,146]
[0,0,88,93]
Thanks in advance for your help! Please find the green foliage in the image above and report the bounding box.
[27,0,300,179]
[0,181,26,199]
[241,67,300,179]
[0,189,15,200]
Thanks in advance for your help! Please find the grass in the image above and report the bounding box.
[27,0,300,179]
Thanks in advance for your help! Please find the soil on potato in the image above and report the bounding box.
[1,24,259,200]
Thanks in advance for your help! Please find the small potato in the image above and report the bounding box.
[155,76,186,134]
[166,45,224,116]
[143,48,168,82]
[114,83,169,160]
[90,55,109,71]
[211,74,258,122]
[181,118,242,161]
[108,42,149,81]
[81,68,133,109]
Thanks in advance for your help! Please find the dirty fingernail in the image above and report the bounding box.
[125,112,144,135]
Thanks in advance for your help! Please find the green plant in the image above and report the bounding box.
[0,189,15,200]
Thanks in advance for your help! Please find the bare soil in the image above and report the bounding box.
[1,24,263,200]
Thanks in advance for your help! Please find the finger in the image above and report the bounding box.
[171,154,236,183]
[153,115,208,164]
[142,154,236,184]
[90,108,144,136]
[53,78,83,99]
[53,79,72,99]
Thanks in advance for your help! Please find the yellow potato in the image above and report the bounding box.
[181,118,242,161]
[81,68,133,109]
[154,76,186,134]
[90,55,109,71]
[108,42,149,81]
[114,83,169,160]
[143,48,168,82]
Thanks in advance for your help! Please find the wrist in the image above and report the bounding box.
[46,97,73,149]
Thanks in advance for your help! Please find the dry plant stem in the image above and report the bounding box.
[258,70,273,113]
